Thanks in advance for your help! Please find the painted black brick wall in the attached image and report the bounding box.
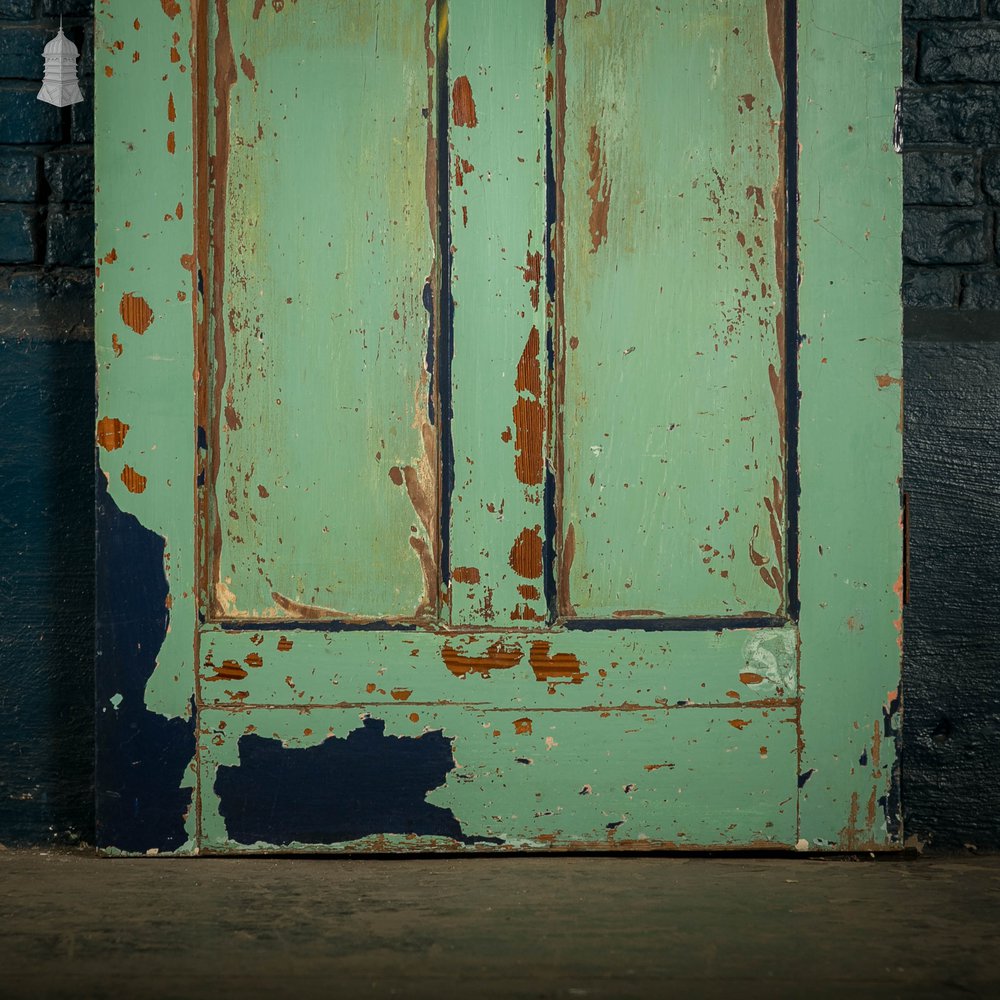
[900,0,1000,852]
[0,0,93,339]
[903,0,1000,307]
[1,3,998,850]
[1,0,95,848]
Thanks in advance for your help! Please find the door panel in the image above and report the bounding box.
[95,0,902,856]
[200,699,799,851]
[210,1,437,622]
[560,0,787,620]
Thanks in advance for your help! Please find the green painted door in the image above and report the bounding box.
[95,0,902,854]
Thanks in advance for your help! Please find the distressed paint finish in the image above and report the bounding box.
[796,0,903,849]
[446,0,550,627]
[209,1,437,623]
[196,624,797,709]
[559,0,787,620]
[199,701,798,852]
[95,0,200,851]
[195,622,800,850]
[96,0,901,855]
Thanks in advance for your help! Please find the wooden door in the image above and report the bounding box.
[95,0,903,855]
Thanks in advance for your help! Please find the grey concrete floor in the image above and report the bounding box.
[1,850,999,999]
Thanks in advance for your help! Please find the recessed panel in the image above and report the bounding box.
[559,0,788,619]
[209,1,437,621]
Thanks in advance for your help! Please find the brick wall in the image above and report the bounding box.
[0,0,95,847]
[0,0,93,340]
[900,0,1000,852]
[903,0,1000,309]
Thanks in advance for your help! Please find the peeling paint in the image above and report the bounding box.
[585,125,611,253]
[452,566,481,585]
[515,326,543,400]
[120,465,147,494]
[119,292,154,335]
[512,396,545,487]
[97,417,129,451]
[451,75,478,127]
[215,719,500,847]
[95,474,194,853]
[269,591,380,624]
[442,640,524,678]
[558,521,575,616]
[509,525,543,579]
[207,0,437,622]
[529,640,584,685]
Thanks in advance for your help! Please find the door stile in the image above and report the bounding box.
[95,0,201,853]
[794,0,904,850]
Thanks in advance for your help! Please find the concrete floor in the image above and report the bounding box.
[1,851,999,999]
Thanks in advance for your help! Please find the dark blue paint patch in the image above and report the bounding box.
[95,473,196,853]
[542,464,558,623]
[880,758,902,844]
[544,110,557,305]
[214,717,501,847]
[880,690,902,843]
[883,691,901,739]
[196,426,207,488]
[859,747,868,767]
[798,768,816,788]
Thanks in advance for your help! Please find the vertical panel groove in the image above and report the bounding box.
[784,0,801,622]
[543,0,560,624]
[436,0,455,600]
